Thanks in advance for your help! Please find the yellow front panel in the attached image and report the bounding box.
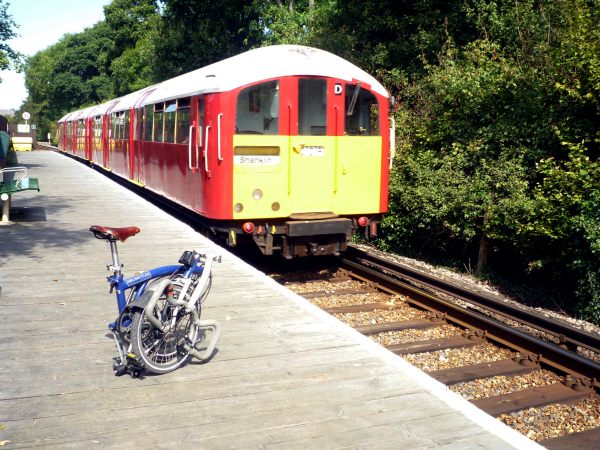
[233,135,289,220]
[288,136,335,213]
[332,136,382,214]
[232,135,382,220]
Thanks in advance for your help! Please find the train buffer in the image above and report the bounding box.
[0,166,40,224]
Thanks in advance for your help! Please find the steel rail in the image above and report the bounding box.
[347,246,600,354]
[340,255,600,389]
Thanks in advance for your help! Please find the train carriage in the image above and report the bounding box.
[58,45,393,258]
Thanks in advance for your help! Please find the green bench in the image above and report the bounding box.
[0,167,40,224]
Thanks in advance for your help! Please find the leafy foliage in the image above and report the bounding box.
[0,0,22,76]
[152,0,263,80]
[25,22,114,119]
[379,0,600,320]
[104,0,160,95]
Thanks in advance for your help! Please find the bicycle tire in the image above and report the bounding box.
[130,280,197,374]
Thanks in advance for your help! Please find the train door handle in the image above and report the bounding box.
[204,125,211,177]
[196,124,202,169]
[217,113,223,162]
[389,116,396,170]
[188,125,195,170]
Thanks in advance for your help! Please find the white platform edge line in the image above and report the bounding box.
[48,150,544,449]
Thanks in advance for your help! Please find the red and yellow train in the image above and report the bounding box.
[58,45,393,258]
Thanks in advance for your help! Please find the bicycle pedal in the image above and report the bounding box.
[125,352,145,369]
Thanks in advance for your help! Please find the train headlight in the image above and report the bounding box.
[234,203,244,213]
[252,189,263,201]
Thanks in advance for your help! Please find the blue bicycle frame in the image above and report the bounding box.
[110,264,203,314]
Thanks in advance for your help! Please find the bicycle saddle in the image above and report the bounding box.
[90,225,140,242]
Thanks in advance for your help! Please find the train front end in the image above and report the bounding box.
[228,67,390,258]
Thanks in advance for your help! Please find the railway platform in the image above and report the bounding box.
[0,150,542,449]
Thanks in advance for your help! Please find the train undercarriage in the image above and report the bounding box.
[210,215,379,258]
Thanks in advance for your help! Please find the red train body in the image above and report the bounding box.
[58,45,393,257]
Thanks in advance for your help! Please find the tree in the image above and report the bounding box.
[24,22,115,137]
[250,0,317,45]
[152,0,263,80]
[103,0,160,95]
[0,0,22,77]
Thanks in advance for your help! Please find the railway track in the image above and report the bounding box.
[271,246,600,448]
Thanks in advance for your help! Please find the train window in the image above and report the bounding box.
[153,103,164,142]
[94,116,102,148]
[198,98,205,126]
[198,98,205,147]
[119,113,124,139]
[176,98,190,144]
[164,101,176,143]
[236,81,279,135]
[344,84,379,136]
[113,114,119,140]
[123,110,130,140]
[111,112,120,140]
[299,79,327,136]
[94,116,102,138]
[78,119,85,150]
[143,105,153,141]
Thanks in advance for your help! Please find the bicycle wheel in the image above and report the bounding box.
[130,280,198,374]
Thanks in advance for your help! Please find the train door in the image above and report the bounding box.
[131,107,143,183]
[128,108,137,181]
[288,78,336,213]
[103,101,118,170]
[85,117,93,160]
[132,90,155,184]
[93,115,102,164]
[65,122,71,151]
[333,82,385,214]
[189,96,206,213]
[102,115,110,168]
[72,120,77,153]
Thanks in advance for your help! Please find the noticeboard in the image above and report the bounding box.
[17,124,31,134]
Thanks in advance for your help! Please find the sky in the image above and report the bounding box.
[0,0,112,111]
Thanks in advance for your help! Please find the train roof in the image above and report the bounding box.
[58,45,389,122]
[109,85,158,113]
[57,111,75,123]
[142,45,389,106]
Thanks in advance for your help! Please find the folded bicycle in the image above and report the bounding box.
[90,225,221,377]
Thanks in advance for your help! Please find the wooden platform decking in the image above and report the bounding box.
[0,151,542,449]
